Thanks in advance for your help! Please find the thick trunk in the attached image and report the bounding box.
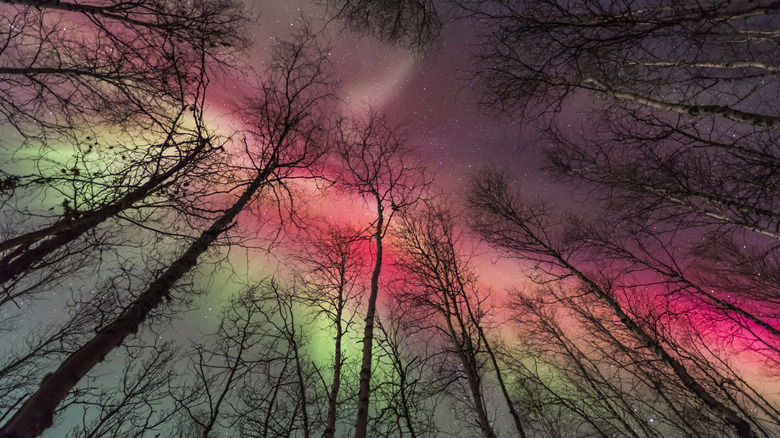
[0,166,272,438]
[463,362,494,438]
[354,199,383,438]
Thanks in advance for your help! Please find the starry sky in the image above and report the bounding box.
[225,0,557,195]
[3,0,778,436]
[184,0,562,315]
[188,0,779,370]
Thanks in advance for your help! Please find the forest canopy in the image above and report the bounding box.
[0,1,778,437]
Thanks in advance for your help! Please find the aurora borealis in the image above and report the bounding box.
[1,0,779,437]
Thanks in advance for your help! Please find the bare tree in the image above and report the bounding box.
[0,85,225,294]
[451,3,780,435]
[465,0,779,125]
[0,0,245,139]
[468,167,764,438]
[0,299,96,424]
[463,0,779,264]
[334,109,427,438]
[395,201,527,438]
[563,217,780,357]
[505,289,716,438]
[463,0,780,336]
[175,288,271,438]
[0,24,335,438]
[369,294,451,438]
[295,224,365,438]
[66,341,180,438]
[230,280,322,438]
[320,0,441,51]
[0,0,246,308]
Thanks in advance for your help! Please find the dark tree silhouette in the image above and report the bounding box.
[177,289,270,438]
[295,224,365,438]
[0,24,335,438]
[229,280,322,438]
[468,167,765,438]
[463,1,780,344]
[395,201,527,438]
[369,306,445,438]
[320,0,441,51]
[334,109,427,438]
[465,0,779,125]
[66,341,180,438]
[0,0,245,308]
[0,0,245,139]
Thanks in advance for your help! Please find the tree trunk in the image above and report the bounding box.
[477,327,527,438]
[354,198,383,438]
[0,165,273,438]
[541,235,759,438]
[323,299,344,438]
[583,78,780,128]
[442,307,495,438]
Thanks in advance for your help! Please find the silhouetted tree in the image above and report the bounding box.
[463,1,780,357]
[0,24,335,438]
[334,109,427,438]
[468,167,765,438]
[66,341,180,438]
[229,280,322,438]
[370,303,448,438]
[465,0,779,126]
[504,290,712,437]
[395,201,527,438]
[295,224,365,438]
[0,0,245,307]
[0,0,245,139]
[320,0,441,51]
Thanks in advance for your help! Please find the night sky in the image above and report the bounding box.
[2,0,779,436]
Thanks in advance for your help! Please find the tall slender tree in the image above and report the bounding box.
[468,167,771,438]
[295,224,365,438]
[396,202,527,438]
[334,109,427,438]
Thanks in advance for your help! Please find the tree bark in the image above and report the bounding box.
[323,292,344,438]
